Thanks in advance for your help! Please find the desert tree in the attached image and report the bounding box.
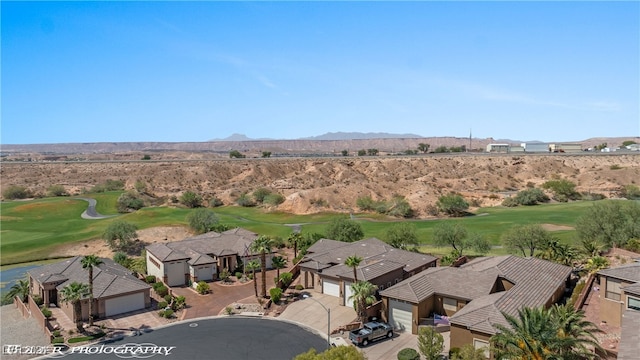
[103,220,138,252]
[180,191,203,208]
[187,208,220,234]
[325,218,364,243]
[433,223,489,257]
[418,326,444,360]
[436,193,469,217]
[501,224,552,257]
[384,222,419,250]
[576,200,640,248]
[417,143,430,153]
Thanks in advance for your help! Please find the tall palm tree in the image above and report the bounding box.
[492,306,601,360]
[60,282,90,331]
[345,255,363,282]
[81,255,103,326]
[4,279,30,303]
[250,235,274,298]
[271,256,287,285]
[287,232,303,258]
[550,304,604,357]
[348,281,377,324]
[246,260,261,298]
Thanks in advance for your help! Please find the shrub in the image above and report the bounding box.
[173,296,186,311]
[88,179,124,193]
[253,188,272,204]
[180,191,203,208]
[157,301,168,310]
[397,348,420,360]
[52,330,61,337]
[514,188,549,205]
[32,294,44,306]
[114,252,131,267]
[196,281,210,295]
[436,193,469,217]
[235,272,243,279]
[295,284,304,291]
[145,275,156,284]
[155,285,169,297]
[264,193,285,206]
[236,193,255,207]
[219,268,231,282]
[225,306,234,315]
[47,185,68,197]
[229,150,245,158]
[163,309,174,318]
[620,184,640,200]
[279,272,293,288]
[3,185,30,199]
[117,191,145,213]
[52,337,65,344]
[542,179,580,201]
[209,197,224,207]
[164,294,173,303]
[501,197,519,207]
[41,307,52,318]
[269,288,283,303]
[610,164,622,170]
[152,282,164,291]
[187,208,220,234]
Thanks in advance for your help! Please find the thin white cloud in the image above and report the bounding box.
[256,74,277,89]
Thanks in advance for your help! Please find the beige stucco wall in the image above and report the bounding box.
[450,324,492,351]
[599,276,634,327]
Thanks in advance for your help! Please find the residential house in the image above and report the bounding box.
[380,255,571,352]
[596,263,640,327]
[146,228,274,286]
[299,238,437,308]
[28,256,151,322]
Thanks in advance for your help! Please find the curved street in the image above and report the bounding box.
[47,317,327,360]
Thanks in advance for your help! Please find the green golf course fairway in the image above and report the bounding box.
[0,193,594,266]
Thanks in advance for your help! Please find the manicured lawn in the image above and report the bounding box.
[0,195,595,265]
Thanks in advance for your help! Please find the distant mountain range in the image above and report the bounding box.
[211,132,425,141]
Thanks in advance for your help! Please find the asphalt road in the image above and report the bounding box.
[77,197,112,219]
[45,317,327,360]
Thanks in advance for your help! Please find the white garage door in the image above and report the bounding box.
[389,299,413,333]
[195,266,213,282]
[105,292,145,317]
[323,279,340,297]
[344,281,354,308]
[166,262,185,286]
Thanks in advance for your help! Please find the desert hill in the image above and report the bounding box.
[1,153,638,217]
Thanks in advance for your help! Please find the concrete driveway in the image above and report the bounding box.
[279,293,451,360]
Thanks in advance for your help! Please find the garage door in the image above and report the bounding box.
[105,292,145,317]
[166,262,185,286]
[389,299,413,333]
[344,281,354,308]
[195,266,213,282]
[323,279,340,297]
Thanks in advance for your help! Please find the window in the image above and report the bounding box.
[628,296,640,311]
[473,339,490,358]
[443,297,457,312]
[606,278,622,301]
[149,256,160,269]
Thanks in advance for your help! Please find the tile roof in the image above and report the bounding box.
[622,283,640,296]
[381,255,572,336]
[146,229,261,265]
[618,310,640,360]
[379,267,499,303]
[302,238,437,280]
[28,256,150,300]
[598,263,640,283]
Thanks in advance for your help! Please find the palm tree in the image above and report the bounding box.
[60,282,90,331]
[348,281,377,324]
[4,279,30,303]
[550,304,604,357]
[250,235,274,298]
[246,260,261,298]
[287,232,302,258]
[81,255,103,326]
[492,306,601,360]
[271,256,287,285]
[345,255,363,282]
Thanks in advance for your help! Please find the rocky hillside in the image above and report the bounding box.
[1,154,638,217]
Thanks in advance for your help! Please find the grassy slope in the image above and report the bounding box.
[0,194,593,265]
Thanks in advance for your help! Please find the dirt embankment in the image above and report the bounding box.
[1,154,638,217]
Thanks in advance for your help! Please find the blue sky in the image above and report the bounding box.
[2,1,639,144]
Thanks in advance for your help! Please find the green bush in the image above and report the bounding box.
[501,196,519,207]
[163,309,174,318]
[157,301,168,310]
[164,294,173,303]
[279,272,294,288]
[117,191,145,213]
[620,184,640,200]
[295,284,304,291]
[397,348,420,360]
[196,281,210,295]
[209,197,224,207]
[52,330,61,337]
[172,295,186,311]
[88,179,124,193]
[436,193,469,217]
[236,193,255,207]
[145,275,156,284]
[41,307,52,318]
[264,193,285,206]
[542,179,580,201]
[269,287,283,303]
[253,188,272,204]
[3,185,30,199]
[51,337,65,344]
[33,294,44,306]
[514,188,549,205]
[180,191,203,208]
[47,185,68,197]
[155,285,169,297]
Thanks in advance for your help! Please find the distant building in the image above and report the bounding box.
[486,144,510,153]
[523,142,550,153]
[549,143,582,153]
